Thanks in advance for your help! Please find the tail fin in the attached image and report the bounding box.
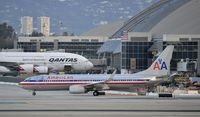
[138,45,174,77]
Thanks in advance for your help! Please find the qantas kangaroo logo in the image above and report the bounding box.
[153,58,167,70]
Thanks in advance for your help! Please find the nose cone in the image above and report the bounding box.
[85,61,93,70]
[88,61,94,69]
[18,81,26,89]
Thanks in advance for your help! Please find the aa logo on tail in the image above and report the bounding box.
[153,58,167,70]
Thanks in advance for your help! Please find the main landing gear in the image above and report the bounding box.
[32,90,36,96]
[93,91,105,96]
[93,91,99,96]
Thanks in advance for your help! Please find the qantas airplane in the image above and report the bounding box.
[19,45,174,96]
[0,52,93,74]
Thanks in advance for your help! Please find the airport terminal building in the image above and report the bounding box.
[16,36,108,59]
[15,0,200,75]
[97,34,200,74]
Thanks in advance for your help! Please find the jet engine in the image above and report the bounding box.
[18,64,48,74]
[18,64,34,73]
[69,85,87,94]
[34,66,48,73]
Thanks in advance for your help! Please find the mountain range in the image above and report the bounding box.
[0,0,158,35]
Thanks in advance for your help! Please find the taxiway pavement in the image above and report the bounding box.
[0,83,200,117]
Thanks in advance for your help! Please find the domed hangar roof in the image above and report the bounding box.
[112,0,200,38]
[81,21,124,37]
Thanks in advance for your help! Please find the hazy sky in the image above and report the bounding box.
[0,0,158,35]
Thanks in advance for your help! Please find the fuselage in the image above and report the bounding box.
[19,74,155,91]
[0,52,93,71]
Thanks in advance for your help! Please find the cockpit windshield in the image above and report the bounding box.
[24,75,45,82]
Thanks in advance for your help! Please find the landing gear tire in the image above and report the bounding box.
[93,91,99,96]
[32,91,36,96]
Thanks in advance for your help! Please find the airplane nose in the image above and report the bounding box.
[89,61,94,69]
[85,61,93,70]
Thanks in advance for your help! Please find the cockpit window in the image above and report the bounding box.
[24,75,44,82]
[24,78,31,82]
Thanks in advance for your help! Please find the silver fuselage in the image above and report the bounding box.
[19,74,156,91]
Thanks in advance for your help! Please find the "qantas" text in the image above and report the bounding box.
[49,58,78,63]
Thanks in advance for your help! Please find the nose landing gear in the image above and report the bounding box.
[32,90,36,96]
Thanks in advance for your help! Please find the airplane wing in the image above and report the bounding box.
[0,62,20,76]
[0,62,19,71]
[83,69,117,91]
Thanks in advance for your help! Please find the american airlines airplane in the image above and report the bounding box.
[19,45,174,96]
[0,52,93,74]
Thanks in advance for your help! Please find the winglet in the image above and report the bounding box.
[106,69,117,82]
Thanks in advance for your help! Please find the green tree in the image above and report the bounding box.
[70,33,74,36]
[30,31,44,37]
[0,22,16,39]
[62,32,68,36]
[0,22,16,49]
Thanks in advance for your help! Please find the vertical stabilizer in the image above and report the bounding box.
[137,45,174,77]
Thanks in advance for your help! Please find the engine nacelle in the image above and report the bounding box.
[18,64,34,73]
[34,66,48,73]
[0,66,10,72]
[69,85,86,94]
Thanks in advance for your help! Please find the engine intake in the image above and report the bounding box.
[69,85,86,94]
[18,64,34,73]
[34,66,48,73]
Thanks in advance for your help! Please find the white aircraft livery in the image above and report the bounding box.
[0,52,93,74]
[19,45,174,96]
